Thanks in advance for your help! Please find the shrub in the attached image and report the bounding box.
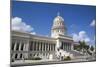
[63,56,71,61]
[24,57,42,60]
[33,57,42,60]
[29,57,42,60]
[87,50,92,55]
[11,59,14,62]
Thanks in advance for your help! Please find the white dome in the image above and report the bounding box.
[53,15,64,23]
[52,12,66,30]
[51,12,67,37]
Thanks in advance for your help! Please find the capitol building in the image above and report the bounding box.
[11,13,85,63]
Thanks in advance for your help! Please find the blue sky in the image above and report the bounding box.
[12,1,96,46]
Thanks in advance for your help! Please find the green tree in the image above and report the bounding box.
[90,46,94,51]
[79,41,85,51]
[74,41,90,53]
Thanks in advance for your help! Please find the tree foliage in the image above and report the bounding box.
[90,46,94,51]
[74,41,95,55]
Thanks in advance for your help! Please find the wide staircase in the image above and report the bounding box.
[51,50,87,60]
[67,50,84,57]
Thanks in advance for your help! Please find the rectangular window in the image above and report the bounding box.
[54,44,55,51]
[21,43,24,50]
[16,42,19,50]
[43,43,45,51]
[11,42,15,50]
[30,41,33,51]
[15,54,17,59]
[49,44,50,51]
[34,42,36,51]
[20,54,22,58]
[40,42,42,51]
[37,42,39,51]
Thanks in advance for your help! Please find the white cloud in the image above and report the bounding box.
[90,19,95,27]
[30,32,36,35]
[73,31,90,43]
[73,33,79,42]
[12,17,36,34]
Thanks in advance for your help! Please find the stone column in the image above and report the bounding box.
[23,42,26,51]
[56,39,61,51]
[68,43,69,50]
[53,44,54,51]
[14,41,17,51]
[42,42,43,51]
[51,44,52,51]
[49,44,50,51]
[43,42,45,51]
[70,43,71,50]
[71,43,73,50]
[23,43,25,51]
[65,44,67,51]
[36,41,37,51]
[40,42,41,51]
[17,53,20,59]
[39,42,41,51]
[51,44,53,51]
[12,53,14,60]
[22,43,25,59]
[45,43,46,51]
[48,43,49,51]
[23,40,29,59]
[25,40,30,51]
[54,44,55,51]
[19,41,22,51]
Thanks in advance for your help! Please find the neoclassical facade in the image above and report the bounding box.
[11,13,77,61]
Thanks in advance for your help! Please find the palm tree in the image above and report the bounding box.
[79,41,85,52]
[74,41,90,54]
[78,41,89,54]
